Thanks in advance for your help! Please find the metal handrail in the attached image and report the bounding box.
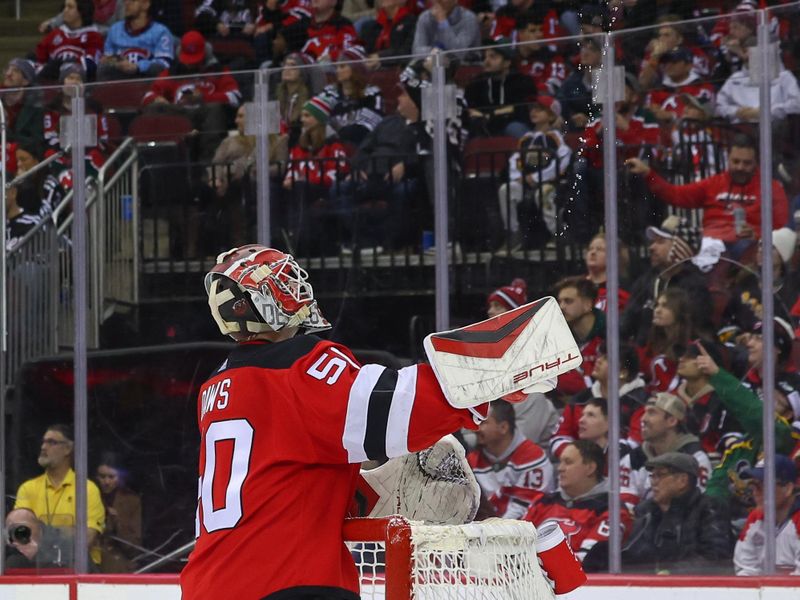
[55,182,93,232]
[4,149,66,189]
[52,139,135,229]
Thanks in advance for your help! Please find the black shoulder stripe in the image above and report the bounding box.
[630,447,648,470]
[225,335,324,371]
[363,368,399,461]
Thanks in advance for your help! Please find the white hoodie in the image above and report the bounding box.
[715,68,800,122]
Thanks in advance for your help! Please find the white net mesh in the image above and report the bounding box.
[346,518,554,600]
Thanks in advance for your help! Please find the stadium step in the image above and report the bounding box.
[0,4,44,73]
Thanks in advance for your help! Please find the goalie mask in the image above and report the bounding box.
[204,245,331,339]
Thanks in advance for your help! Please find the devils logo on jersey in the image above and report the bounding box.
[541,517,582,543]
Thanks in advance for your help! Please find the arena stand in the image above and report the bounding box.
[2,0,800,590]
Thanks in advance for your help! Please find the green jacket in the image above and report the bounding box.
[705,369,794,503]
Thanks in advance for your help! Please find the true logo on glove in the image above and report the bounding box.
[512,352,581,385]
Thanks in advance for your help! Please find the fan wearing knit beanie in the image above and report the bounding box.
[302,94,334,128]
[322,45,384,145]
[284,94,349,253]
[487,278,528,317]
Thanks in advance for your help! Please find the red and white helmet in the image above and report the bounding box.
[204,245,330,340]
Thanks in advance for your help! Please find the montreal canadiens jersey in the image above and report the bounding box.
[180,336,485,600]
[734,499,800,575]
[467,433,553,519]
[35,25,104,70]
[103,20,174,74]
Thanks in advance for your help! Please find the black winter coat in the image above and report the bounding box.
[351,114,419,177]
[464,71,536,136]
[621,487,734,573]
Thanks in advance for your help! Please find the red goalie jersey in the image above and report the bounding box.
[180,336,486,600]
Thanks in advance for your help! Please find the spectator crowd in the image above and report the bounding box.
[2,0,800,579]
[5,0,800,255]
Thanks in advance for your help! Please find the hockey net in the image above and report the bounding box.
[343,517,555,600]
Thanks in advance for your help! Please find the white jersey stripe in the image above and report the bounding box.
[342,364,385,463]
[385,365,417,458]
[330,346,360,370]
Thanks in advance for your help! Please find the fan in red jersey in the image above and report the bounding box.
[524,440,632,570]
[181,245,580,600]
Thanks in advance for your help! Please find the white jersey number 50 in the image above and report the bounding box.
[196,419,254,535]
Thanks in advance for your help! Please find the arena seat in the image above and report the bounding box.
[104,113,124,147]
[454,65,483,89]
[128,113,194,145]
[563,131,584,152]
[367,67,401,115]
[210,37,257,64]
[90,80,152,114]
[462,136,518,178]
[458,137,518,251]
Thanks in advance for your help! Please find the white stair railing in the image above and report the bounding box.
[4,140,139,383]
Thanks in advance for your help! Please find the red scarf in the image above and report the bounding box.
[374,5,412,51]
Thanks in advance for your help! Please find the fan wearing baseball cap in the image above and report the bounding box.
[739,317,800,423]
[620,452,734,573]
[734,454,800,575]
[619,392,713,511]
[464,38,537,138]
[620,214,713,346]
[496,96,571,252]
[141,31,242,162]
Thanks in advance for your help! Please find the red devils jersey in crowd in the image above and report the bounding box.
[549,378,648,458]
[490,7,562,42]
[523,487,632,563]
[594,281,630,314]
[180,337,486,600]
[282,14,358,61]
[43,98,109,171]
[675,383,745,456]
[35,25,104,70]
[636,345,680,394]
[142,68,242,107]
[640,45,712,79]
[516,50,569,95]
[255,0,312,29]
[645,73,716,118]
[285,138,350,188]
[467,433,553,519]
[581,116,660,170]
